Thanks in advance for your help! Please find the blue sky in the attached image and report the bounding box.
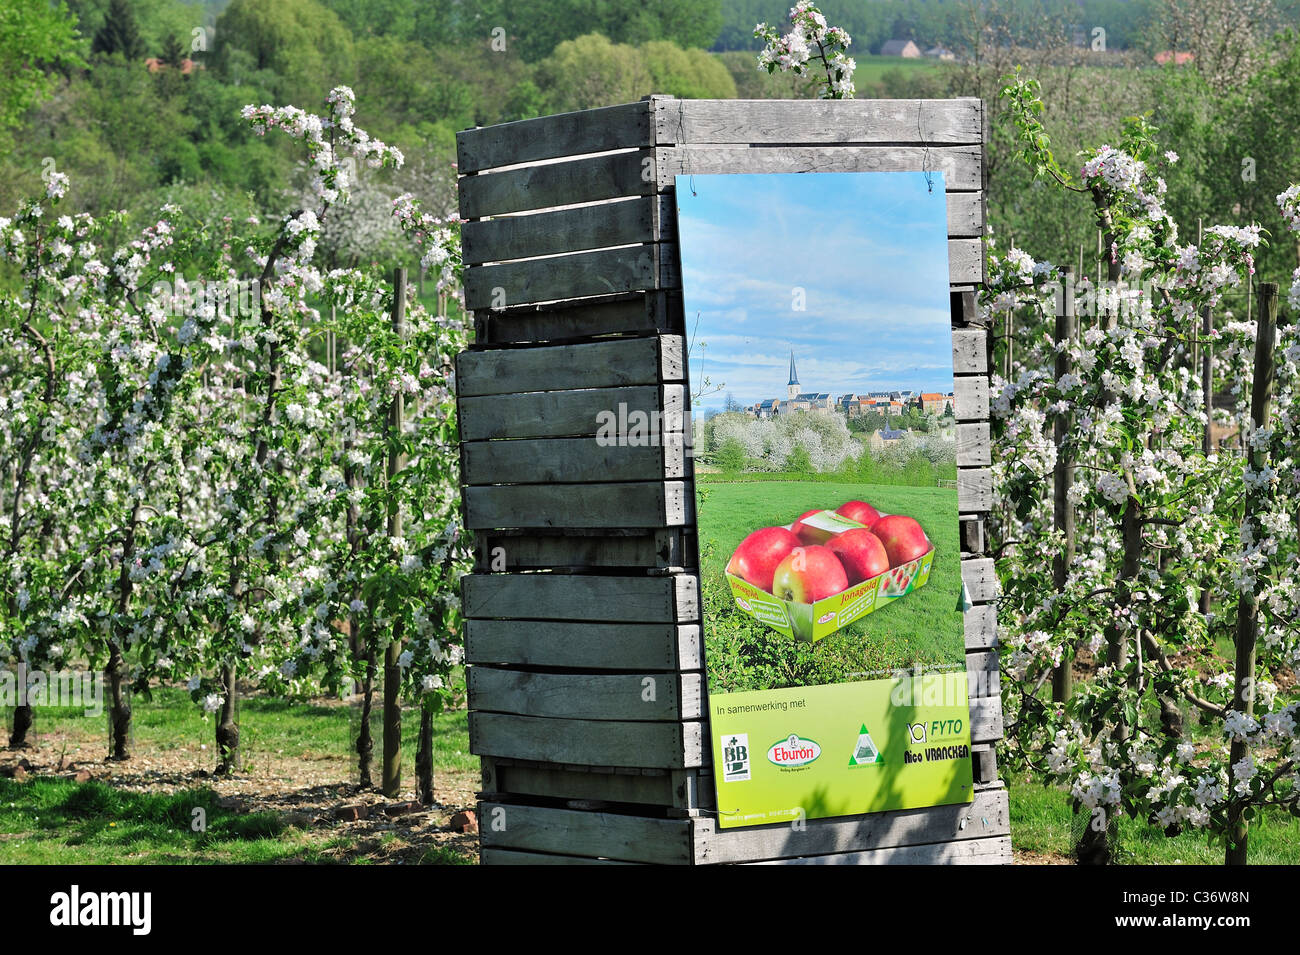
[676,172,955,416]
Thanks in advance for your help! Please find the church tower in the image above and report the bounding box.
[787,349,800,401]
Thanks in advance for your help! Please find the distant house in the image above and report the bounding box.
[1154,51,1195,66]
[869,428,910,451]
[880,39,921,58]
[924,46,955,61]
[919,392,946,415]
[755,398,781,419]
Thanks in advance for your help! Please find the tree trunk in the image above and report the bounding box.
[106,643,131,761]
[357,637,376,788]
[8,703,33,749]
[416,703,434,806]
[216,663,239,774]
[381,268,408,798]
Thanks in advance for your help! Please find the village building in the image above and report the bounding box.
[870,427,910,451]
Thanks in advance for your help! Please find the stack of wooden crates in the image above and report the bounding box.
[455,96,1008,864]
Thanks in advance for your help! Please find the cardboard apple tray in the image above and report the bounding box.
[724,510,935,643]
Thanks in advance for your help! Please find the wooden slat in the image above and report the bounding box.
[955,423,990,466]
[479,800,693,863]
[749,834,1011,865]
[485,760,687,808]
[946,191,984,238]
[458,384,685,441]
[963,604,998,649]
[477,291,682,345]
[456,335,682,397]
[460,149,654,219]
[467,619,701,671]
[657,144,983,191]
[957,467,993,511]
[457,101,651,174]
[463,434,686,485]
[464,244,678,311]
[470,668,702,721]
[471,713,704,769]
[970,695,1003,742]
[960,517,986,555]
[693,786,1008,864]
[960,557,996,603]
[462,573,698,623]
[654,98,985,147]
[465,480,692,529]
[472,529,692,572]
[953,375,989,420]
[972,744,999,786]
[952,326,987,373]
[461,196,673,265]
[966,648,1001,699]
[947,238,981,284]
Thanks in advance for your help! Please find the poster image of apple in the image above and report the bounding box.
[677,171,974,829]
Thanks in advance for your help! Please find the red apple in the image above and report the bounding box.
[871,514,932,568]
[771,546,850,603]
[827,528,890,584]
[836,500,881,528]
[790,508,865,545]
[726,526,801,593]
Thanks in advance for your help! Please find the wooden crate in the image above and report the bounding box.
[456,96,1005,864]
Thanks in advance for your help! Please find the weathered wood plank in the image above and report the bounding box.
[485,759,684,807]
[463,434,686,485]
[469,668,702,721]
[963,603,998,649]
[657,144,983,191]
[951,287,979,326]
[970,695,1003,742]
[456,335,683,397]
[462,196,673,265]
[948,238,981,285]
[472,529,692,572]
[960,557,996,604]
[960,517,986,556]
[457,101,651,174]
[953,375,989,420]
[466,619,702,671]
[465,480,693,529]
[957,467,993,512]
[952,326,987,374]
[748,834,1011,865]
[460,149,654,220]
[476,291,682,345]
[954,423,990,466]
[479,801,692,864]
[471,713,704,769]
[946,191,984,238]
[972,744,999,786]
[462,573,698,623]
[464,244,678,311]
[654,98,984,147]
[967,648,1001,699]
[458,384,684,441]
[693,786,1008,864]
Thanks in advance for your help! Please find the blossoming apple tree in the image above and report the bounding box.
[0,88,468,784]
[990,72,1300,863]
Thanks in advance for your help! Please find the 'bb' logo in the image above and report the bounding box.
[722,734,750,782]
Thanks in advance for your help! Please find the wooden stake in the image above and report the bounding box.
[1226,282,1278,865]
[1053,268,1076,703]
[382,267,409,798]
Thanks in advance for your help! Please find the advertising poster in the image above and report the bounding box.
[677,171,974,829]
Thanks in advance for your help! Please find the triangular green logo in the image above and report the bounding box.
[848,723,882,765]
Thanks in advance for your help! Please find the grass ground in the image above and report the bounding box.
[1009,774,1300,864]
[698,480,965,692]
[0,684,479,864]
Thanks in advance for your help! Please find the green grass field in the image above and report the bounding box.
[698,480,964,693]
[0,685,478,864]
[1010,774,1300,864]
